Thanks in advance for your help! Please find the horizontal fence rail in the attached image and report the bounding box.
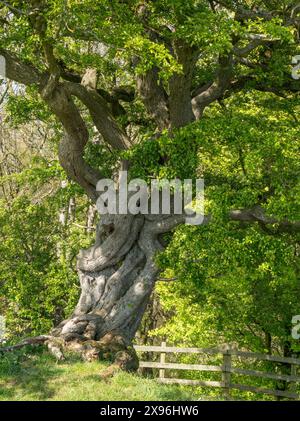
[134,342,300,400]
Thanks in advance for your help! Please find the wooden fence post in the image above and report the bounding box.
[135,344,300,399]
[222,348,232,400]
[290,355,298,399]
[159,341,166,380]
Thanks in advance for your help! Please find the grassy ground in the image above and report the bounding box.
[0,349,198,401]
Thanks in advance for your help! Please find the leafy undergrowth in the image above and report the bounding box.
[0,349,198,401]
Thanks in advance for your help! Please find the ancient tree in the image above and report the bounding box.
[0,1,299,371]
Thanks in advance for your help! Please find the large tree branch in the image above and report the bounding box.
[59,66,134,117]
[64,81,131,150]
[0,48,43,86]
[42,81,103,201]
[146,205,300,235]
[191,31,294,116]
[134,4,171,131]
[192,54,234,119]
[169,43,197,128]
[214,1,300,27]
[168,41,197,128]
[136,67,170,131]
[229,206,300,234]
[0,335,52,353]
[0,48,105,200]
[225,74,300,100]
[1,5,128,199]
[233,35,280,58]
[28,0,61,77]
[191,1,298,116]
[27,2,103,198]
[235,5,300,27]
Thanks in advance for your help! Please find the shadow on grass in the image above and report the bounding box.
[0,349,196,401]
[0,348,66,401]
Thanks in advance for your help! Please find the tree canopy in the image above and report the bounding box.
[0,0,299,377]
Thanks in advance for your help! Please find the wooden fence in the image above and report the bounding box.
[134,342,300,400]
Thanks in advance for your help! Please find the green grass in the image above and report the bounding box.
[0,349,197,401]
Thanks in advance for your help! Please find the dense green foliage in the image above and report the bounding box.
[0,155,92,337]
[0,0,299,400]
[151,93,300,357]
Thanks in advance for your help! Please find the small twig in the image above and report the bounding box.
[0,0,24,15]
[72,222,96,231]
[157,277,178,282]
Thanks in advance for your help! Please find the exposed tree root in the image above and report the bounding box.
[0,335,52,354]
[0,331,139,379]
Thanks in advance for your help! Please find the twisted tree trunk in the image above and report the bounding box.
[49,211,184,373]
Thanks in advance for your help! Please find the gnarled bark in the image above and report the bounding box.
[47,211,184,371]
